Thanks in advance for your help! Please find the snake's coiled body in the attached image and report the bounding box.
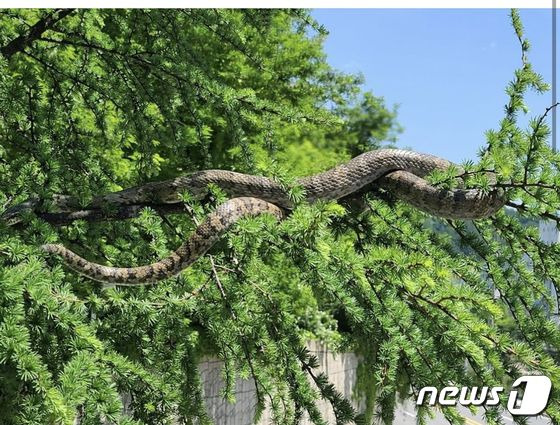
[42,149,506,285]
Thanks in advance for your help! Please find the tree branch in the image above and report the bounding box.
[506,200,560,225]
[0,179,510,227]
[3,202,186,227]
[1,9,74,59]
[523,102,559,185]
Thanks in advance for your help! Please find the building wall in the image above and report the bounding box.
[539,220,559,318]
[199,341,363,424]
[539,220,559,244]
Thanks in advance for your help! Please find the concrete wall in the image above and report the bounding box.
[199,341,363,424]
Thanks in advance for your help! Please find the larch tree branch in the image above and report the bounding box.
[0,8,74,59]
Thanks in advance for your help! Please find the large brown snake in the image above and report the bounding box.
[40,149,506,285]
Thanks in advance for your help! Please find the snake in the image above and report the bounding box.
[41,149,506,285]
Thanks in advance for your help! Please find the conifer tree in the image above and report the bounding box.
[0,8,559,425]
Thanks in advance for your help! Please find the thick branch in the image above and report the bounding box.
[0,9,74,59]
[4,203,186,227]
[0,174,513,227]
[9,167,560,227]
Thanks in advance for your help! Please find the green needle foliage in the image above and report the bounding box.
[0,8,559,425]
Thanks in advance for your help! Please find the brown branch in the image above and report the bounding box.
[497,182,558,190]
[523,102,560,185]
[506,200,560,225]
[3,202,186,227]
[0,9,74,59]
[3,169,556,228]
[0,180,503,227]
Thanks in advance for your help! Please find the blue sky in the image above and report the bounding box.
[311,9,555,163]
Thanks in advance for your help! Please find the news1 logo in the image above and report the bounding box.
[416,376,552,416]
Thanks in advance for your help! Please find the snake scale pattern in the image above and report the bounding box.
[42,149,506,285]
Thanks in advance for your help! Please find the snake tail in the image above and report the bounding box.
[42,197,284,285]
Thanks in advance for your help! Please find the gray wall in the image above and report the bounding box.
[199,341,363,424]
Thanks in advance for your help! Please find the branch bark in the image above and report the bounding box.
[4,170,555,227]
[4,202,187,227]
[0,9,74,59]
